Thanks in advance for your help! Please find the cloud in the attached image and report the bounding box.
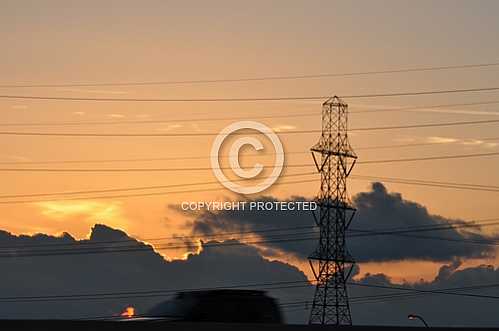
[356,102,499,117]
[156,124,183,132]
[1,155,31,162]
[349,183,495,262]
[34,201,129,238]
[57,88,127,95]
[409,108,499,117]
[462,139,485,146]
[37,201,122,221]
[426,136,459,144]
[2,224,499,326]
[10,105,28,110]
[107,114,125,119]
[272,125,296,132]
[420,136,498,149]
[351,261,499,327]
[484,142,499,148]
[0,224,310,323]
[184,183,496,263]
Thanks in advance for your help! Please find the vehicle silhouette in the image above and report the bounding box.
[146,289,283,323]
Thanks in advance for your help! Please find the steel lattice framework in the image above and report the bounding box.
[308,96,357,325]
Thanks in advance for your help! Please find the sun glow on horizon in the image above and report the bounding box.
[120,306,135,318]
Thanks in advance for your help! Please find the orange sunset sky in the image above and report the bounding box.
[2,0,499,283]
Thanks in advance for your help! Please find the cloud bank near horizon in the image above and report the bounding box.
[185,182,497,262]
[1,223,499,326]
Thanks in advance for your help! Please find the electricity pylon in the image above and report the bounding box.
[308,96,357,325]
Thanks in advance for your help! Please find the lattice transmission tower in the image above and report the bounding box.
[308,96,357,325]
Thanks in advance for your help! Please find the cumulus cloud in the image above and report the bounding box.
[184,183,496,262]
[0,224,310,323]
[352,261,499,327]
[2,224,499,326]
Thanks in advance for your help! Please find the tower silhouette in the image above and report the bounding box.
[308,96,357,325]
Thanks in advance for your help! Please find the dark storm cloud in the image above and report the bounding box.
[184,182,496,262]
[0,224,310,323]
[2,224,499,326]
[351,261,499,327]
[350,182,496,262]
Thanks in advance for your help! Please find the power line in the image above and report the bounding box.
[357,151,499,164]
[343,87,499,100]
[0,280,311,303]
[354,174,499,190]
[351,100,499,114]
[0,235,320,258]
[0,172,316,199]
[0,119,499,137]
[350,282,499,301]
[2,136,498,166]
[4,279,499,306]
[0,165,291,172]
[0,216,495,252]
[0,151,498,173]
[349,283,499,306]
[350,174,499,193]
[1,217,497,257]
[7,216,488,251]
[3,278,499,306]
[349,217,499,236]
[0,226,317,250]
[0,178,319,205]
[1,159,494,201]
[351,118,499,132]
[2,100,499,128]
[2,61,498,88]
[0,159,498,205]
[356,137,499,150]
[52,282,499,319]
[2,118,499,137]
[0,232,320,257]
[356,228,499,247]
[349,220,499,239]
[0,112,320,127]
[0,227,495,259]
[1,86,499,102]
[1,169,499,205]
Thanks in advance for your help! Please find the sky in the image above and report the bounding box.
[1,0,499,324]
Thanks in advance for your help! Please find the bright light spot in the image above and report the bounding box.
[272,125,296,132]
[121,306,135,318]
[34,201,129,238]
[426,136,458,144]
[462,139,484,146]
[36,201,121,220]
